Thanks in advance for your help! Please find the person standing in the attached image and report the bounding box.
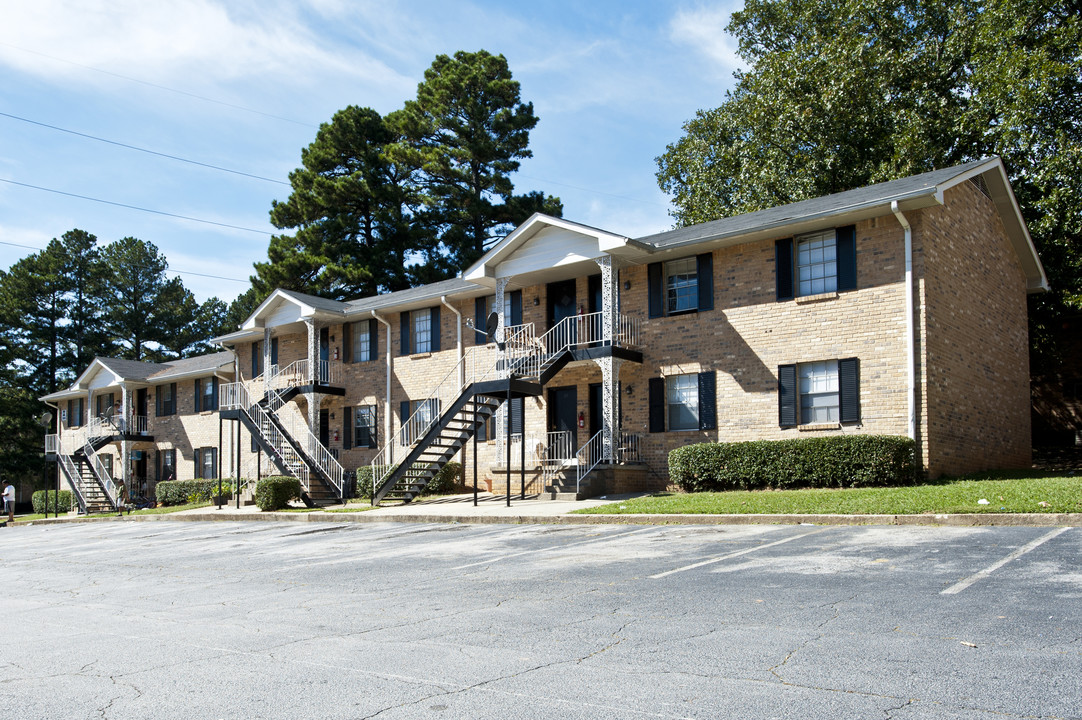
[3,478,15,523]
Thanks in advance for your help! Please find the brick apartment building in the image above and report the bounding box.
[43,158,1047,509]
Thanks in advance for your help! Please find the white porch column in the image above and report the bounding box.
[305,319,318,385]
[598,356,623,461]
[263,327,272,395]
[494,277,510,342]
[594,255,621,344]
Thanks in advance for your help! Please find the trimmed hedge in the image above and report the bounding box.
[155,479,235,506]
[255,476,302,511]
[354,461,463,500]
[669,435,916,492]
[32,490,73,514]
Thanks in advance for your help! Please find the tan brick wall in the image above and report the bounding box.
[917,181,1032,476]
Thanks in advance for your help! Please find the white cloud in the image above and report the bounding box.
[668,4,745,76]
[0,0,410,94]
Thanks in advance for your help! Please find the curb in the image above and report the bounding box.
[11,511,1082,528]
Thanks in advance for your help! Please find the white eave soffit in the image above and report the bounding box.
[463,214,635,286]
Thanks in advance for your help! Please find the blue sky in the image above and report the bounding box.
[0,1,743,303]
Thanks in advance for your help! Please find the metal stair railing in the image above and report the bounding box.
[47,434,89,513]
[221,382,310,489]
[540,430,574,485]
[369,325,537,498]
[264,387,344,498]
[82,438,120,510]
[576,429,608,494]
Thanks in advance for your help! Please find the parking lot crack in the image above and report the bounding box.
[770,595,855,682]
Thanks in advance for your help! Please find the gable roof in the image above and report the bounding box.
[636,157,1047,292]
[39,352,234,402]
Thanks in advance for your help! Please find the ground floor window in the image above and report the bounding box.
[799,360,839,424]
[160,449,176,482]
[194,447,217,479]
[354,405,377,449]
[666,374,699,431]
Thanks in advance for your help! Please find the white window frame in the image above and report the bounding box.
[352,320,371,362]
[412,310,432,354]
[665,257,698,314]
[354,405,377,447]
[796,230,838,296]
[799,360,839,424]
[666,374,699,431]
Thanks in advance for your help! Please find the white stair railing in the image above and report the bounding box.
[221,382,310,490]
[47,434,87,512]
[264,388,344,497]
[82,439,120,509]
[540,430,575,484]
[576,429,608,493]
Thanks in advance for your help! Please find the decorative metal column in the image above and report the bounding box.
[305,319,318,385]
[599,356,623,463]
[263,327,272,394]
[493,276,510,446]
[594,255,621,344]
[120,385,131,491]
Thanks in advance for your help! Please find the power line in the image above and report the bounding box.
[0,239,251,285]
[0,178,274,236]
[0,41,316,128]
[0,111,289,186]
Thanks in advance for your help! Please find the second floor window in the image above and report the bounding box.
[194,377,217,412]
[413,310,432,354]
[156,383,176,416]
[797,230,838,296]
[665,257,698,314]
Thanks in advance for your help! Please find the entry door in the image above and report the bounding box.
[319,327,330,382]
[547,386,577,460]
[547,279,577,329]
[319,409,330,447]
[136,388,148,426]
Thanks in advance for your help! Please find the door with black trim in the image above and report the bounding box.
[547,386,577,462]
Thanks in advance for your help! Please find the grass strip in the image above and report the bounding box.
[574,471,1082,516]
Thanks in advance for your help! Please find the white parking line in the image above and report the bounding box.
[649,527,831,579]
[941,527,1070,595]
[451,526,660,570]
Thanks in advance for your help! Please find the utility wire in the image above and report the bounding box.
[0,111,289,186]
[0,239,250,285]
[0,178,274,236]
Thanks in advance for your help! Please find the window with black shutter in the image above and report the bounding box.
[647,254,714,318]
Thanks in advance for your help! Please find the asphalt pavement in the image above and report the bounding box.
[3,517,1080,719]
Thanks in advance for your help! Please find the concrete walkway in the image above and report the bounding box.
[10,491,1082,528]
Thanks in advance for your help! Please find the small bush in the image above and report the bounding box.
[32,490,73,514]
[356,461,463,499]
[420,461,462,496]
[155,479,235,506]
[255,476,302,511]
[669,435,916,492]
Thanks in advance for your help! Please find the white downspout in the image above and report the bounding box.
[440,296,464,386]
[891,201,917,443]
[371,310,393,463]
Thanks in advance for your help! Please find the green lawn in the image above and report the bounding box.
[574,471,1082,516]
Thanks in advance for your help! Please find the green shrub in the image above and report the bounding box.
[355,461,463,500]
[669,435,916,492]
[420,461,462,496]
[32,490,73,514]
[155,479,235,506]
[254,476,302,511]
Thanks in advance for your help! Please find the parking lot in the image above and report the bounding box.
[3,520,1080,719]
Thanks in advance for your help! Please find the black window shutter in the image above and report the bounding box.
[400,401,410,424]
[476,403,487,442]
[648,377,665,433]
[171,383,177,415]
[343,322,352,363]
[430,306,441,352]
[836,225,857,292]
[194,448,202,479]
[211,377,218,411]
[698,371,717,431]
[400,313,410,356]
[776,238,794,300]
[368,319,378,361]
[343,407,353,450]
[696,253,714,312]
[155,387,162,417]
[839,357,861,423]
[155,450,161,483]
[647,262,663,318]
[510,397,524,435]
[474,297,487,345]
[271,337,278,366]
[778,364,798,427]
[368,406,378,448]
[194,379,202,413]
[510,290,523,326]
[67,399,72,427]
[251,343,259,376]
